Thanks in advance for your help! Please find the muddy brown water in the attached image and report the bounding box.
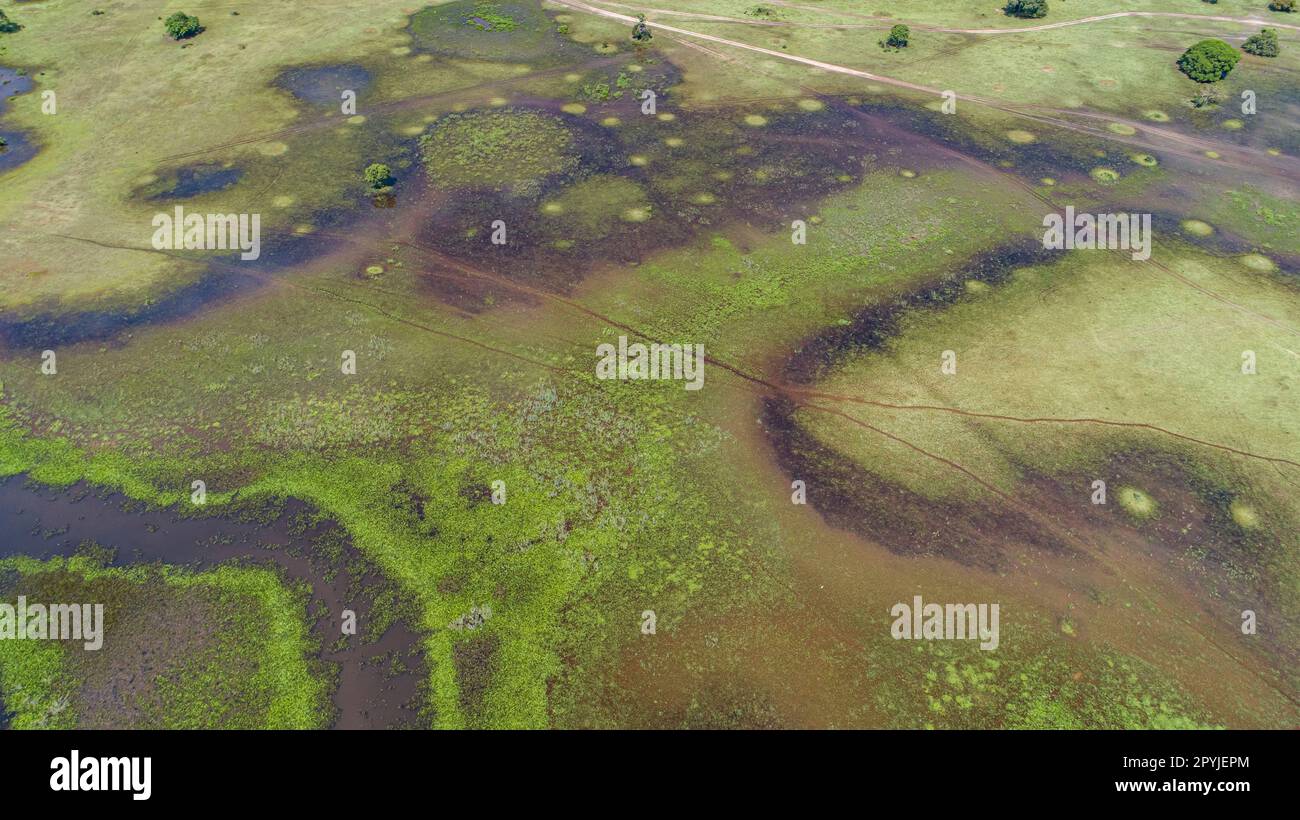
[0,476,425,729]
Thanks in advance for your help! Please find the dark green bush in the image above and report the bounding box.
[164,12,203,40]
[1003,0,1048,19]
[1177,39,1240,82]
[1243,29,1280,57]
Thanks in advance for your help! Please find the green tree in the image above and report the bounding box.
[1177,39,1241,82]
[1243,29,1280,57]
[1267,1,1295,12]
[881,24,910,50]
[0,10,22,34]
[363,163,393,190]
[1003,0,1048,19]
[164,12,203,40]
[631,14,652,42]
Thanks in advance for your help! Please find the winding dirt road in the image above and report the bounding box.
[584,1,1300,34]
[922,10,1300,35]
[547,0,1297,180]
[762,1,1300,34]
[551,0,961,95]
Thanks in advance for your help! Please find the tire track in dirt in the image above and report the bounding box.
[795,391,1300,471]
[755,1,1300,34]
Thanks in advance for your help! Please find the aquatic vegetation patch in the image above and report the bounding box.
[408,1,576,63]
[412,97,869,304]
[467,7,518,32]
[0,554,328,729]
[539,174,650,240]
[879,637,1217,729]
[419,109,579,196]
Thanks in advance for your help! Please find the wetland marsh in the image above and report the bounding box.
[0,0,1296,729]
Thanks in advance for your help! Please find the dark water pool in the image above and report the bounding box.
[274,64,371,107]
[0,476,424,729]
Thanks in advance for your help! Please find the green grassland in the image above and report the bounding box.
[0,1,1297,727]
[610,0,1300,104]
[0,0,569,314]
[800,245,1300,503]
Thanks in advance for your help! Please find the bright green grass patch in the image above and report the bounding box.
[1230,499,1260,530]
[1116,486,1159,519]
[1090,166,1121,184]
